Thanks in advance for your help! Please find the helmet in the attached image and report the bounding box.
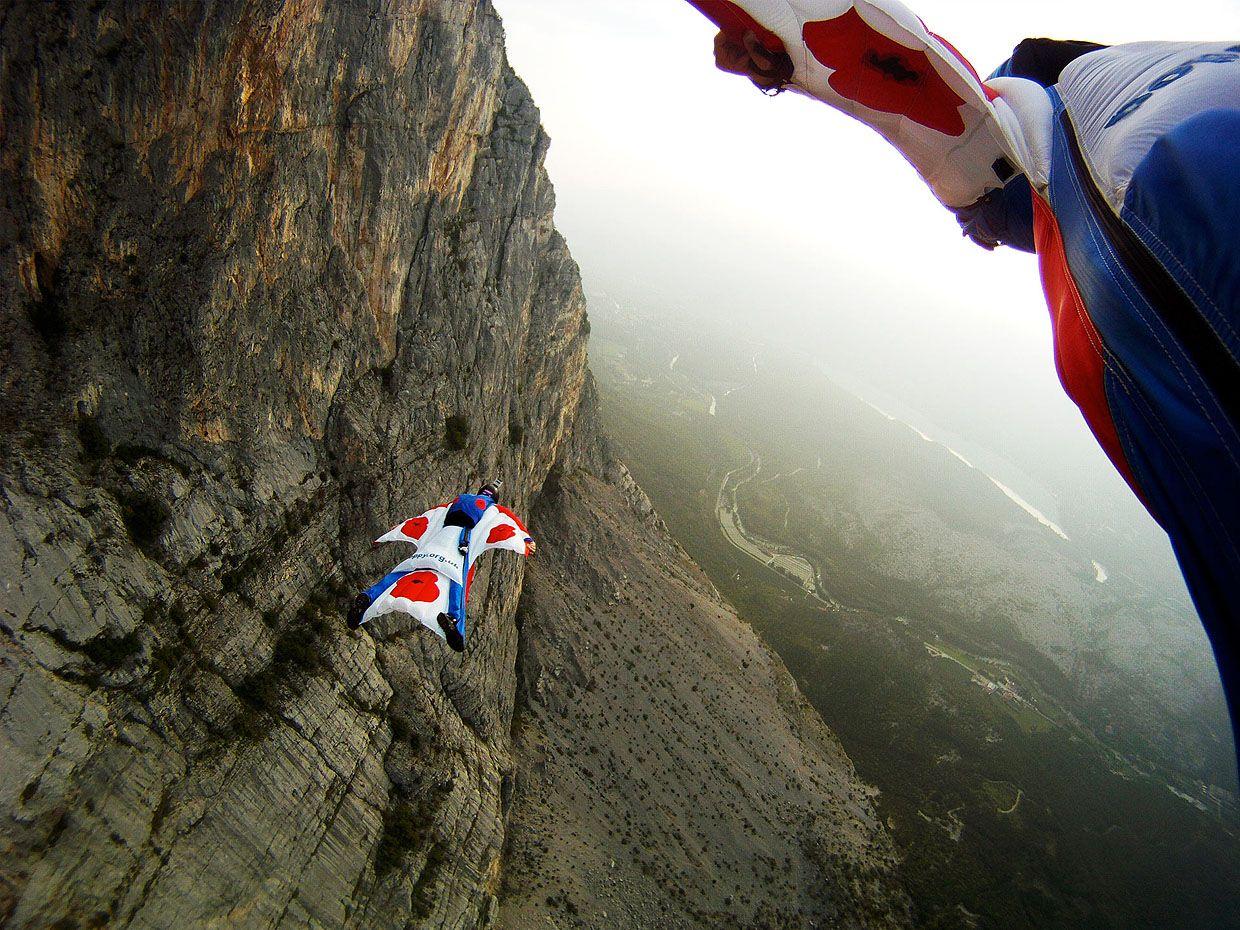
[479,479,503,501]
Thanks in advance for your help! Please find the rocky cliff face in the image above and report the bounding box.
[500,459,909,930]
[0,2,907,927]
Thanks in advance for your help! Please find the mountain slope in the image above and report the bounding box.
[502,444,908,930]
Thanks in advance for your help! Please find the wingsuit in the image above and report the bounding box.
[687,0,1240,734]
[347,481,535,651]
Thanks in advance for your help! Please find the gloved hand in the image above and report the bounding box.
[953,174,1036,254]
[713,29,794,91]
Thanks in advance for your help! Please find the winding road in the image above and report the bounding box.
[716,453,841,608]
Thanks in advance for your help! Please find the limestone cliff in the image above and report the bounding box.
[0,2,909,927]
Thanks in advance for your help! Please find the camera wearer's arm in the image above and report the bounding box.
[686,0,1048,209]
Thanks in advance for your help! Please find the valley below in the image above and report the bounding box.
[591,294,1240,929]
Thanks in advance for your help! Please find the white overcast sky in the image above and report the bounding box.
[490,0,1238,514]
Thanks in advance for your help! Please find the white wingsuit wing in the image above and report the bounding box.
[373,504,450,547]
[685,0,1051,207]
[360,569,452,639]
[466,505,535,565]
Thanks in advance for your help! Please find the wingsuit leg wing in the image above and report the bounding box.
[361,569,453,640]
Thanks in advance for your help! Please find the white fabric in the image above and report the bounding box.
[1057,41,1240,213]
[466,506,535,562]
[361,569,451,639]
[393,530,466,584]
[987,76,1054,194]
[373,503,466,584]
[373,505,448,545]
[705,0,1035,206]
[361,499,535,636]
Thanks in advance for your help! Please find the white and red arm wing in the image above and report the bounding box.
[468,506,535,561]
[373,505,449,546]
[685,0,1041,207]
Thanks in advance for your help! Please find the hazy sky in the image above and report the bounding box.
[490,0,1237,525]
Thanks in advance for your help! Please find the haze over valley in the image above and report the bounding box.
[591,291,1239,928]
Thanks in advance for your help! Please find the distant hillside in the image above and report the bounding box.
[590,300,1233,785]
[500,464,908,929]
[591,300,1240,929]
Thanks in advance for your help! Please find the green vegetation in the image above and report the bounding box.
[81,631,143,668]
[119,491,169,554]
[230,597,333,739]
[113,442,162,464]
[594,314,1240,930]
[376,781,452,882]
[272,616,326,675]
[979,779,1021,812]
[410,843,447,920]
[444,414,470,451]
[27,252,66,347]
[77,415,110,459]
[378,362,395,391]
[386,706,425,752]
[377,802,435,877]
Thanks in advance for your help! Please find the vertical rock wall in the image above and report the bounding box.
[1,2,583,926]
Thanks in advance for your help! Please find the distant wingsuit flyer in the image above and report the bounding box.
[347,481,535,652]
[684,1,1240,731]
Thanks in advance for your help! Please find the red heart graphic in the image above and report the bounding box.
[496,505,528,533]
[487,524,516,544]
[803,9,967,137]
[392,571,441,604]
[401,516,429,540]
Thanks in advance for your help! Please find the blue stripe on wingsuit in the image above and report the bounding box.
[1117,109,1240,737]
[1121,108,1240,367]
[1046,89,1240,728]
[448,577,466,636]
[366,569,410,604]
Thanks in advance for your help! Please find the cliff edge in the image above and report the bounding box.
[0,2,909,927]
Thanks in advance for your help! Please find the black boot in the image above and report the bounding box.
[437,613,466,653]
[346,594,370,630]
